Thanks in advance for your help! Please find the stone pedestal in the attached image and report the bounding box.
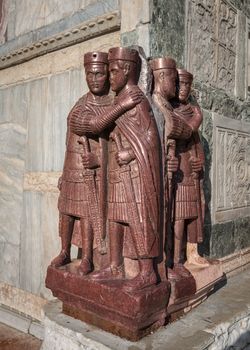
[45,261,170,341]
[168,262,224,320]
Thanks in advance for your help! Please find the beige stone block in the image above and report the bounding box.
[0,282,47,321]
[23,172,61,193]
[0,31,120,87]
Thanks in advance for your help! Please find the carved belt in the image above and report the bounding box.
[109,164,139,183]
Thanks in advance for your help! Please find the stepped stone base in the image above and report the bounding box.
[45,262,170,341]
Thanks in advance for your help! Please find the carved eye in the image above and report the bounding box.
[96,72,104,78]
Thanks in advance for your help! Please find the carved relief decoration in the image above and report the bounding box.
[215,127,250,213]
[187,0,237,94]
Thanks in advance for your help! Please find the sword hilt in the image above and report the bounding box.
[110,132,123,152]
[78,136,90,154]
[167,139,176,180]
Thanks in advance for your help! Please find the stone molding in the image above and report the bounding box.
[0,11,120,70]
[24,172,61,193]
[220,247,250,277]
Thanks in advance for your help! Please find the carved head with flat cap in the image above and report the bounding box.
[84,52,110,96]
[177,69,193,103]
[108,47,139,94]
[151,57,177,101]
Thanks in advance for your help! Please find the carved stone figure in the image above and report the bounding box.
[171,68,208,269]
[70,47,161,291]
[46,50,224,339]
[151,58,194,278]
[50,52,112,275]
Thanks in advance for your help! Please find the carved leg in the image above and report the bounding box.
[77,219,93,275]
[170,220,191,278]
[90,221,124,280]
[50,214,74,267]
[110,221,124,271]
[173,220,184,265]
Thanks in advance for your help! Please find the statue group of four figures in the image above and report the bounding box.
[51,47,208,292]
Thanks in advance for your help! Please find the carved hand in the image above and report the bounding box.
[190,156,203,173]
[118,88,144,112]
[166,155,178,173]
[81,152,99,169]
[115,148,135,166]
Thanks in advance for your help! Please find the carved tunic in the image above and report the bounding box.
[108,127,142,224]
[58,93,111,220]
[108,90,160,259]
[71,87,161,259]
[172,102,205,243]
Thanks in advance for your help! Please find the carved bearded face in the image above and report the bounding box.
[178,77,192,103]
[109,61,129,93]
[85,64,109,95]
[158,69,177,100]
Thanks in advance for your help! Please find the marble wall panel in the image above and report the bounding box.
[69,68,86,103]
[13,0,95,38]
[46,72,71,171]
[25,78,48,172]
[7,0,119,40]
[0,242,20,287]
[19,191,60,298]
[0,83,29,287]
[20,191,42,294]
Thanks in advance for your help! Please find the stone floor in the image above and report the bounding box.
[0,323,42,350]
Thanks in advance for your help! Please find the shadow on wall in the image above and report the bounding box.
[199,134,212,258]
[226,330,250,350]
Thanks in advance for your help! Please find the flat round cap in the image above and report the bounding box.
[150,57,176,71]
[84,52,108,66]
[177,68,193,81]
[108,47,139,63]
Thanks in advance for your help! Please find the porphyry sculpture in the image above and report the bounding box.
[46,47,223,340]
[51,52,112,275]
[71,47,161,291]
[171,68,208,270]
[46,47,169,341]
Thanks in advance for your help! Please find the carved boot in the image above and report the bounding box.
[78,257,92,276]
[50,215,73,267]
[170,237,191,279]
[122,270,157,292]
[186,243,210,267]
[90,264,125,281]
[51,249,71,268]
[122,259,157,292]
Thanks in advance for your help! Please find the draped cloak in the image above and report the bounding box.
[74,86,161,259]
